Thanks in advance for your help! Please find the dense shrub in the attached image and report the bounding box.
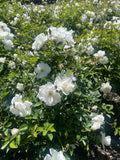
[0,0,120,159]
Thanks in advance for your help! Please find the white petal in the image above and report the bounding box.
[44,154,51,160]
[50,148,58,157]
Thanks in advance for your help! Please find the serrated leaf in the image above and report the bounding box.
[9,140,18,149]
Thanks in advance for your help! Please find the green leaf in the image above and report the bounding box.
[16,135,21,145]
[0,64,4,72]
[4,129,9,137]
[6,122,12,128]
[25,116,33,119]
[33,132,37,138]
[69,147,74,156]
[44,123,54,131]
[74,92,81,96]
[49,127,56,132]
[36,127,43,132]
[33,101,42,107]
[102,103,114,114]
[1,141,10,150]
[19,124,28,131]
[48,133,53,141]
[43,130,48,136]
[65,70,73,75]
[9,140,18,149]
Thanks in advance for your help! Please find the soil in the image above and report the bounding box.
[89,145,120,160]
[73,145,120,160]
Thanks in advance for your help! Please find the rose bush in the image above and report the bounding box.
[0,0,120,159]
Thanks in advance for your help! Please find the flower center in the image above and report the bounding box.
[41,69,44,72]
[48,91,53,96]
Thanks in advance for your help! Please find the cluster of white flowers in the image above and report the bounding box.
[81,10,96,25]
[8,61,16,69]
[86,11,95,19]
[10,15,19,26]
[10,94,32,117]
[0,21,14,50]
[81,14,87,23]
[47,27,75,49]
[79,42,94,55]
[22,13,31,23]
[13,53,27,65]
[54,5,62,18]
[86,43,94,55]
[90,113,104,130]
[32,27,75,50]
[44,148,65,160]
[94,50,109,64]
[100,82,112,94]
[32,5,45,13]
[101,132,111,150]
[93,0,98,4]
[37,69,76,106]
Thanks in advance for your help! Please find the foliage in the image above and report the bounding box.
[0,0,120,159]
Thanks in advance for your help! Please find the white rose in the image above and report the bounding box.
[91,113,104,130]
[0,31,9,40]
[94,50,105,59]
[37,82,61,106]
[0,57,6,63]
[98,56,109,64]
[16,83,24,91]
[101,132,111,150]
[86,45,94,55]
[92,105,98,110]
[44,148,65,160]
[8,61,16,69]
[2,39,13,50]
[92,114,104,125]
[35,62,51,79]
[100,82,112,93]
[32,33,47,50]
[11,128,19,136]
[91,122,101,130]
[104,136,111,146]
[81,14,87,22]
[54,71,76,95]
[10,94,32,117]
[47,27,75,49]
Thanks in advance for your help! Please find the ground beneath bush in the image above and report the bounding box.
[74,145,120,160]
[0,146,120,160]
[89,145,120,160]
